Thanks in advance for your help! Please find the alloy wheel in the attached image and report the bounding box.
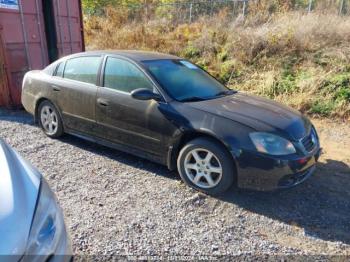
[183,148,223,189]
[40,105,59,135]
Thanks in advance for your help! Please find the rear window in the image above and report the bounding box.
[63,56,101,85]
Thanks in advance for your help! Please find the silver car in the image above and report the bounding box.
[0,139,72,261]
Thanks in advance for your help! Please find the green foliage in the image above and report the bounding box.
[82,0,146,15]
[218,60,240,84]
[266,57,299,97]
[310,100,335,116]
[336,87,350,102]
[217,49,229,62]
[323,72,350,102]
[182,44,201,59]
[267,74,295,97]
[294,0,310,8]
[309,72,350,116]
[82,0,114,14]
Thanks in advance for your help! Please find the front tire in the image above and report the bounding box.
[177,138,235,195]
[38,100,63,138]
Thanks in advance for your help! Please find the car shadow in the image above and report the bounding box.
[59,134,179,181]
[61,131,350,245]
[0,108,35,126]
[218,159,350,245]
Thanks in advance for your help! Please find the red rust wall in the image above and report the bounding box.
[0,32,11,106]
[0,0,85,107]
[54,0,85,56]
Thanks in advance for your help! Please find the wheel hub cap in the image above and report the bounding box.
[40,105,58,135]
[184,148,223,189]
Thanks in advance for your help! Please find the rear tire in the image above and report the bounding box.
[38,100,64,138]
[177,137,234,195]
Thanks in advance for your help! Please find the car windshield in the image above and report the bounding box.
[142,59,232,102]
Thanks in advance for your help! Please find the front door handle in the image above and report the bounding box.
[97,98,109,107]
[52,85,61,92]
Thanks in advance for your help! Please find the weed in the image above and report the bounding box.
[84,9,350,119]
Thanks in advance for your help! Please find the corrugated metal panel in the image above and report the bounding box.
[0,31,11,106]
[55,0,84,57]
[0,0,85,107]
[0,4,30,106]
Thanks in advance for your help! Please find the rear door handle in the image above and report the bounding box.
[97,98,109,107]
[52,85,61,92]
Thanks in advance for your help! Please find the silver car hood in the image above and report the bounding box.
[0,139,41,257]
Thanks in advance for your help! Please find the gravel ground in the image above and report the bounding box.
[1,109,350,257]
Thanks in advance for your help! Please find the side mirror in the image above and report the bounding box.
[131,88,162,101]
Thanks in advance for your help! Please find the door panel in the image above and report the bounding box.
[55,78,97,134]
[95,88,168,155]
[53,55,101,133]
[95,56,179,158]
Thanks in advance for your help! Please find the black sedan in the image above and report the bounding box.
[21,51,321,195]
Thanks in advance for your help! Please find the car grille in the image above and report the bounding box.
[301,128,317,152]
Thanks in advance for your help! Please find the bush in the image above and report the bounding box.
[84,8,350,120]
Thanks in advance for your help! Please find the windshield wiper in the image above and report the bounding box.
[180,90,236,102]
[214,90,236,97]
[180,96,207,102]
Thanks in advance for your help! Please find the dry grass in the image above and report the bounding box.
[84,8,350,120]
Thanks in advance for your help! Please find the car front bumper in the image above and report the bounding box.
[235,147,322,191]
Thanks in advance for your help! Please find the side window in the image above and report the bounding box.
[104,57,153,93]
[55,62,65,77]
[63,56,101,85]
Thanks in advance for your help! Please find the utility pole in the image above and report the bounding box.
[308,0,313,13]
[339,0,345,15]
[242,0,247,17]
[189,2,193,23]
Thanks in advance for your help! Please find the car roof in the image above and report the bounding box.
[67,50,180,62]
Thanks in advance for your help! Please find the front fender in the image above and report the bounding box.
[166,109,252,171]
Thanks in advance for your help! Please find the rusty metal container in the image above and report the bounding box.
[0,0,85,107]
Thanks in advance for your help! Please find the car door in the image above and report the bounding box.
[95,56,172,158]
[53,55,102,134]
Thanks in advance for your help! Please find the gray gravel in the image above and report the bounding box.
[1,109,350,257]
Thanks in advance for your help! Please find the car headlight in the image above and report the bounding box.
[249,132,296,155]
[25,178,65,255]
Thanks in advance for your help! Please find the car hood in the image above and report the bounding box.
[187,92,311,140]
[0,139,41,257]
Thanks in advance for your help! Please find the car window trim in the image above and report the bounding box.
[99,85,132,96]
[99,55,167,102]
[54,75,100,87]
[53,60,67,77]
[62,55,103,86]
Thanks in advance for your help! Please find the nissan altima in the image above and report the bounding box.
[22,51,321,195]
[0,139,71,261]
